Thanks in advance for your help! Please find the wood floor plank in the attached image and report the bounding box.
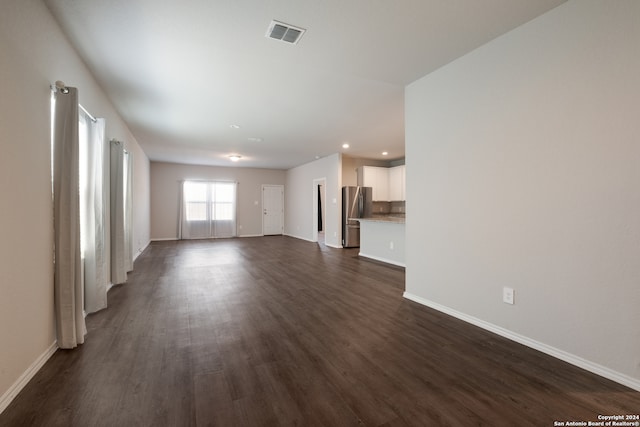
[1,236,638,426]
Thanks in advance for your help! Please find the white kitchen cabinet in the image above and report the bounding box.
[389,165,406,201]
[357,166,389,201]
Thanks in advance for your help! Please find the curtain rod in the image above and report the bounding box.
[110,139,129,155]
[79,104,97,123]
[52,81,97,122]
[51,80,69,94]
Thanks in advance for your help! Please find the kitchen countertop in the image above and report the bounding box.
[353,214,405,224]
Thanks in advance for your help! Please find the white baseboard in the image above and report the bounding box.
[284,233,343,248]
[0,341,58,414]
[358,252,406,267]
[283,233,315,243]
[150,237,179,242]
[243,234,339,248]
[403,292,640,392]
[133,240,151,262]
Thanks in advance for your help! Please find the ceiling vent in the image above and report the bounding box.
[266,20,306,45]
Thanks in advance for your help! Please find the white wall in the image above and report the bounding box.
[132,148,151,259]
[150,162,286,239]
[0,0,150,407]
[405,0,640,388]
[285,154,342,247]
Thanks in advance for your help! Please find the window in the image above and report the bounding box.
[181,180,237,239]
[184,181,208,221]
[212,182,234,221]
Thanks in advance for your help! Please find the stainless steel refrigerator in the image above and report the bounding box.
[342,186,372,248]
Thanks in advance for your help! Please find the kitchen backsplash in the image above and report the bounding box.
[372,201,406,214]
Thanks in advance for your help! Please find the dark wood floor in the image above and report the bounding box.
[1,236,638,426]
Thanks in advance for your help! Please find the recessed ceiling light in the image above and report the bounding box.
[382,151,388,156]
[247,137,263,142]
[229,155,241,162]
[342,143,350,149]
[229,124,241,129]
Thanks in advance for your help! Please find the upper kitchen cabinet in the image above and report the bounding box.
[357,165,406,201]
[357,166,389,201]
[389,165,406,201]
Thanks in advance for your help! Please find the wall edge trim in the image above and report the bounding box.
[0,341,58,414]
[403,292,640,392]
[325,243,342,249]
[358,252,405,267]
[133,240,151,262]
[283,233,315,243]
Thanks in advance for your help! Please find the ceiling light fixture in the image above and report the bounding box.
[342,143,350,149]
[229,155,242,162]
[382,151,388,156]
[229,124,241,129]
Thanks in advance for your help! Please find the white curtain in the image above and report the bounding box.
[80,113,108,314]
[124,150,134,272]
[110,140,132,284]
[179,180,237,239]
[52,86,86,348]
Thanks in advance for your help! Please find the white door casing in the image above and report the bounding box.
[262,185,284,235]
[312,178,326,243]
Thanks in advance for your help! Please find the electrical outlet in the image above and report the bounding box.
[503,287,515,305]
[389,241,394,250]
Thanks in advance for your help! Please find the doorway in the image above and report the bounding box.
[312,178,326,244]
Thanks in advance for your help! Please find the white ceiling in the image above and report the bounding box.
[45,0,566,170]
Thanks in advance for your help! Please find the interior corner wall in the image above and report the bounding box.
[341,155,391,187]
[405,0,640,385]
[285,154,342,247]
[0,0,150,408]
[341,156,359,187]
[150,162,286,239]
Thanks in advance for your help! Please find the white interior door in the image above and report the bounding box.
[262,185,284,235]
